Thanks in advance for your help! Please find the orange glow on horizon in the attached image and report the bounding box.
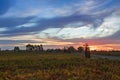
[89,45,119,51]
[90,46,113,51]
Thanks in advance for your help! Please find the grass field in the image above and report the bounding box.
[92,51,120,56]
[0,52,120,80]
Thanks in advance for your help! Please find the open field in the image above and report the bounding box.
[91,51,120,60]
[92,51,120,56]
[0,52,120,80]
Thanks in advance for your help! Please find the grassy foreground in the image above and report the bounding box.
[0,52,120,80]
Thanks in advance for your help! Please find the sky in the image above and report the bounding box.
[0,0,120,50]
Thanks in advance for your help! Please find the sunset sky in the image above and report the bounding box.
[0,0,120,50]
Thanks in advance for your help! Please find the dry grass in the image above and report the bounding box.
[0,52,120,80]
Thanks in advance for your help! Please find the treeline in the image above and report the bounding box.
[0,44,91,58]
[46,46,84,53]
[13,44,84,53]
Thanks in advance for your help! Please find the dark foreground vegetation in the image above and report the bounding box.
[0,52,120,80]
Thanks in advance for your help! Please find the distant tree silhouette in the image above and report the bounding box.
[84,43,90,58]
[77,46,84,53]
[26,44,34,51]
[26,44,44,51]
[40,44,44,51]
[14,46,20,52]
[67,46,76,53]
[63,47,68,53]
[46,49,54,53]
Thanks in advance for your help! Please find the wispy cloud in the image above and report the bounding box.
[0,0,120,50]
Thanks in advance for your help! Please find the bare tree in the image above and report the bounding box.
[84,43,90,58]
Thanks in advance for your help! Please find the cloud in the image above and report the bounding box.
[0,13,110,37]
[0,0,12,15]
[0,28,7,32]
[0,0,120,50]
[59,37,120,49]
[107,30,120,39]
[0,16,34,28]
[3,8,41,18]
[37,14,120,40]
[0,40,45,44]
[0,0,117,37]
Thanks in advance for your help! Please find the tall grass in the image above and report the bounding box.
[0,52,120,80]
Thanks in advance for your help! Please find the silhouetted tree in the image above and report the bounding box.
[40,44,44,51]
[67,46,76,53]
[78,46,84,53]
[26,44,44,51]
[63,47,68,53]
[26,44,34,51]
[84,43,90,58]
[46,49,54,53]
[0,48,1,53]
[14,46,20,52]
